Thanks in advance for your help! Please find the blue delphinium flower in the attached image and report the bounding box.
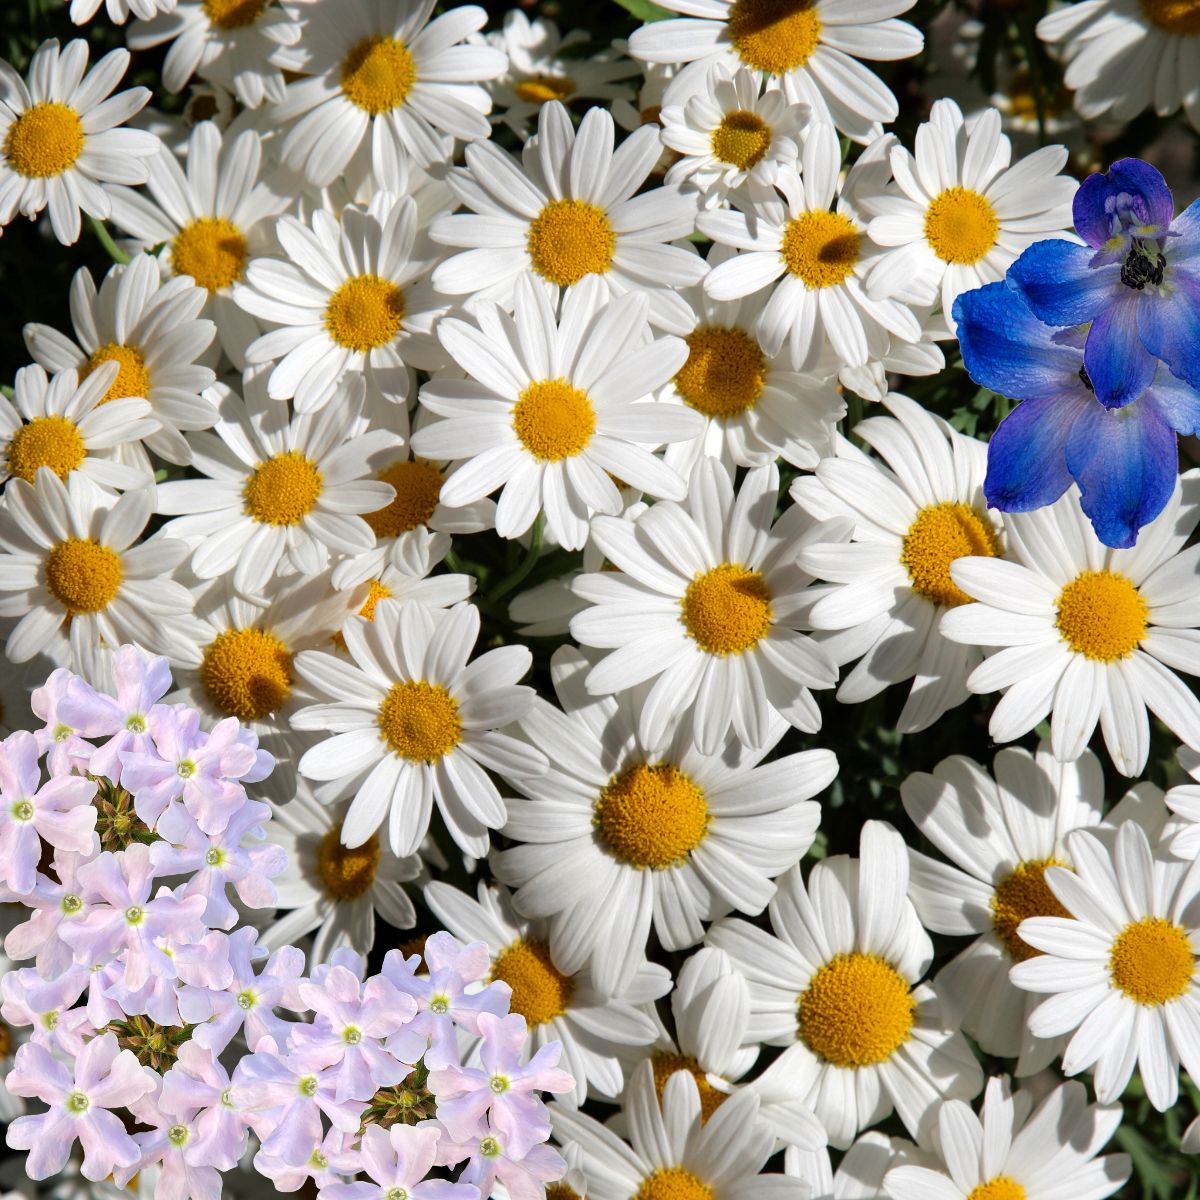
[953,280,1200,547]
[1005,158,1200,409]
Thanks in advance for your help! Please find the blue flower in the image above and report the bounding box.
[1005,158,1200,410]
[953,280,1200,548]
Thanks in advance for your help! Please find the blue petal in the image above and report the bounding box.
[1137,267,1200,391]
[1073,158,1174,247]
[1145,370,1200,435]
[1006,239,1118,327]
[984,393,1083,513]
[1064,397,1178,548]
[1083,294,1158,408]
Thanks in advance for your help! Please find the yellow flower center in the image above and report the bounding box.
[512,378,596,461]
[200,627,294,721]
[991,859,1072,963]
[681,563,773,656]
[1055,570,1148,661]
[490,938,575,1026]
[635,1167,713,1200]
[332,580,392,651]
[4,103,84,178]
[316,825,380,901]
[44,539,122,615]
[1110,916,1195,1006]
[1141,0,1200,32]
[377,680,462,761]
[85,344,150,403]
[546,1187,583,1200]
[924,187,1001,265]
[201,0,269,28]
[900,501,1000,608]
[527,199,616,287]
[341,36,417,115]
[674,326,766,418]
[968,1180,1027,1200]
[364,460,444,538]
[727,0,823,74]
[798,952,915,1068]
[781,210,860,288]
[710,109,772,170]
[324,274,406,352]
[594,762,709,870]
[650,1051,727,1122]
[7,415,86,483]
[513,76,577,105]
[243,451,323,526]
[172,218,249,292]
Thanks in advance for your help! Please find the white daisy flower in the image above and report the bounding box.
[627,0,924,143]
[492,644,835,994]
[0,39,159,245]
[155,377,399,595]
[411,276,700,552]
[425,879,669,1108]
[787,1132,916,1199]
[70,0,175,24]
[661,64,809,207]
[941,473,1200,777]
[790,393,1003,733]
[1012,818,1200,1112]
[23,253,217,466]
[291,599,548,859]
[429,101,707,335]
[864,99,1077,326]
[233,191,446,415]
[569,457,841,754]
[709,821,985,1148]
[1165,747,1200,859]
[269,0,505,183]
[700,123,922,373]
[883,1076,1129,1200]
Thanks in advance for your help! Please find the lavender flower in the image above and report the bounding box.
[324,1123,481,1200]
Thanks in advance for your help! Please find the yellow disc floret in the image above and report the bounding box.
[512,379,596,461]
[681,563,773,655]
[900,502,1000,608]
[7,415,86,483]
[513,76,577,105]
[991,859,1072,963]
[635,1167,714,1200]
[594,762,709,869]
[968,1180,1027,1200]
[324,275,406,352]
[172,218,249,292]
[4,103,84,178]
[364,460,444,538]
[378,680,462,761]
[202,0,269,27]
[85,344,150,403]
[924,187,1001,265]
[243,451,323,526]
[490,938,574,1026]
[650,1051,728,1122]
[1055,570,1148,661]
[1110,916,1195,1005]
[781,210,861,288]
[1140,0,1200,33]
[527,199,616,286]
[727,0,823,74]
[44,539,122,615]
[200,627,294,721]
[710,110,772,170]
[674,326,767,418]
[546,1186,584,1200]
[317,825,380,901]
[341,36,417,115]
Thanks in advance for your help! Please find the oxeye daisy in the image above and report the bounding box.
[790,393,1004,733]
[23,253,217,466]
[492,645,835,994]
[709,821,984,1149]
[411,276,701,552]
[941,472,1200,777]
[430,101,707,334]
[569,457,841,754]
[700,123,922,372]
[0,39,159,246]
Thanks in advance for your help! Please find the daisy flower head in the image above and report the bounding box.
[492,644,835,993]
[430,100,707,334]
[412,275,702,552]
[269,0,506,184]
[569,456,842,754]
[700,122,923,372]
[940,472,1200,777]
[23,252,217,466]
[790,392,1004,733]
[291,598,548,859]
[709,821,985,1148]
[864,99,1077,328]
[0,39,159,246]
[627,0,924,143]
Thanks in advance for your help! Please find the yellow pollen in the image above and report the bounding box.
[324,274,405,352]
[7,415,86,483]
[1110,916,1195,1006]
[650,1052,728,1122]
[85,344,150,404]
[341,36,417,115]
[991,859,1072,963]
[44,539,122,615]
[968,1179,1027,1200]
[681,563,772,656]
[924,187,1000,265]
[781,210,861,288]
[546,1187,583,1200]
[333,579,393,650]
[798,952,915,1068]
[900,502,1000,608]
[594,762,709,870]
[674,326,766,419]
[243,451,323,526]
[1141,0,1200,31]
[4,103,84,178]
[201,0,269,28]
[377,680,462,761]
[172,218,248,292]
[364,460,443,538]
[710,109,772,170]
[200,627,294,721]
[527,199,616,286]
[490,938,574,1026]
[512,378,596,461]
[1055,570,1148,661]
[513,76,577,105]
[635,1167,713,1200]
[317,825,380,902]
[727,0,823,74]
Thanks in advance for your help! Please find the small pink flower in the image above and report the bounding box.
[436,1121,566,1200]
[31,669,94,777]
[324,1123,480,1200]
[159,1042,250,1172]
[5,849,92,977]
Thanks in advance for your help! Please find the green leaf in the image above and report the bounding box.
[614,0,673,21]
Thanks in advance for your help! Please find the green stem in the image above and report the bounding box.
[89,215,130,265]
[486,512,544,604]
